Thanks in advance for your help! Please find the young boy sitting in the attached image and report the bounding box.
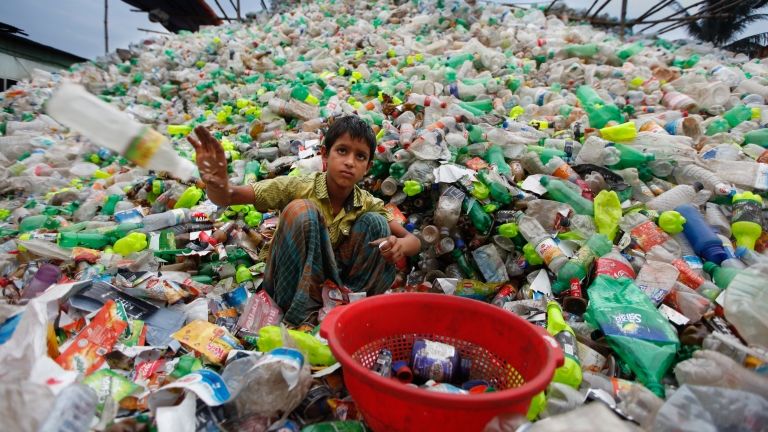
[188,115,421,325]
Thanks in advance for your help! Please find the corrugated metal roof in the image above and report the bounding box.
[121,0,223,33]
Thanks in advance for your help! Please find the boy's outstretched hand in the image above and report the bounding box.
[371,235,405,264]
[187,126,229,191]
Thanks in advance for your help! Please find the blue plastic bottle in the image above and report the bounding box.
[675,204,727,264]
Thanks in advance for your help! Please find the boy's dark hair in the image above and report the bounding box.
[323,115,376,161]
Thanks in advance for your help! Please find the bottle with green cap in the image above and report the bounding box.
[658,210,686,234]
[464,199,492,234]
[174,186,204,209]
[477,171,512,205]
[608,143,655,170]
[290,83,319,105]
[731,191,763,250]
[498,223,518,238]
[19,215,60,233]
[722,105,752,128]
[402,180,425,197]
[540,177,594,216]
[575,85,623,129]
[483,146,510,176]
[703,261,739,290]
[546,301,582,389]
[58,231,112,249]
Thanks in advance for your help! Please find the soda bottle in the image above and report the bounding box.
[46,83,196,180]
[22,263,61,299]
[731,192,763,250]
[575,85,623,128]
[703,262,739,290]
[619,212,681,256]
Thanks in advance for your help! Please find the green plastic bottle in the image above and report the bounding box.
[389,162,407,179]
[706,118,731,136]
[477,171,512,205]
[174,186,204,209]
[546,301,582,389]
[616,41,644,61]
[452,247,478,279]
[526,145,567,164]
[564,43,599,58]
[723,105,752,128]
[483,146,510,176]
[743,128,768,147]
[540,177,594,216]
[608,143,655,169]
[585,275,679,397]
[19,215,60,233]
[703,262,739,290]
[460,99,494,114]
[731,191,763,250]
[290,83,319,105]
[58,232,111,249]
[100,194,122,216]
[464,199,493,233]
[301,421,366,432]
[243,160,261,185]
[553,234,613,294]
[575,85,623,129]
[593,190,621,241]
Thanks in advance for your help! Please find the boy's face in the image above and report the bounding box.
[322,133,372,190]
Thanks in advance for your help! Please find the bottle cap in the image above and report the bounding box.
[692,182,704,192]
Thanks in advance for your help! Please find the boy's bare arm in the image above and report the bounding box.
[371,220,422,264]
[187,126,255,206]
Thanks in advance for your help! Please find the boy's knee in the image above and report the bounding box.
[356,212,390,237]
[282,199,321,222]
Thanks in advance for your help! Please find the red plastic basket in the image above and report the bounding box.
[319,293,564,432]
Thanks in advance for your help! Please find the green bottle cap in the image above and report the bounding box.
[658,211,686,234]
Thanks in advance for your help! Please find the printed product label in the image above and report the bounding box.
[125,127,164,168]
[732,200,763,225]
[630,220,671,251]
[595,257,636,279]
[671,259,704,289]
[535,237,564,266]
[683,254,704,270]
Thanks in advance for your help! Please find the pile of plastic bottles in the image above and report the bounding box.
[0,0,767,430]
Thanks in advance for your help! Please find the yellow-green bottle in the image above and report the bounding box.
[731,192,764,250]
[546,301,582,388]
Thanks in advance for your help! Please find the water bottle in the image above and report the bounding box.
[618,212,681,256]
[646,183,706,212]
[433,186,465,230]
[516,213,567,273]
[675,204,727,264]
[46,83,196,180]
[673,164,733,196]
[705,203,732,236]
[634,260,679,305]
[141,208,191,232]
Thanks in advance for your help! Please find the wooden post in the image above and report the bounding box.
[620,0,627,41]
[104,0,109,55]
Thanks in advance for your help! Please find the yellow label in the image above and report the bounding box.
[125,128,163,168]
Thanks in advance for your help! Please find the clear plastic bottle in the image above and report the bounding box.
[646,183,708,212]
[516,213,567,273]
[673,164,734,196]
[140,208,191,232]
[619,212,681,256]
[433,186,465,230]
[46,83,197,180]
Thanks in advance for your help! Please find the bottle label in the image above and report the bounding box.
[671,259,704,289]
[732,200,763,225]
[170,209,188,225]
[595,257,636,279]
[534,237,564,266]
[125,127,163,168]
[630,220,671,251]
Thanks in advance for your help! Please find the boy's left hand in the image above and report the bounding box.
[371,235,404,264]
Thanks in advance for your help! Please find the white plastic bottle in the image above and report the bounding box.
[46,83,197,180]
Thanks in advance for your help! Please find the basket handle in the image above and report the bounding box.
[532,325,565,368]
[319,304,344,339]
